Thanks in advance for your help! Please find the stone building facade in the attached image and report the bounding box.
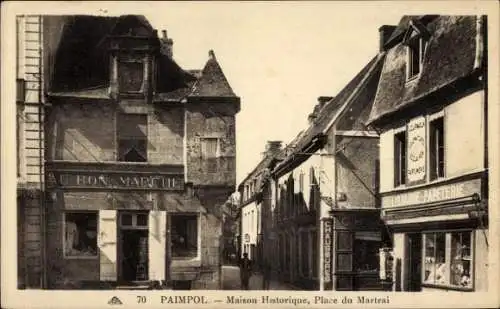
[17,14,240,290]
[269,50,386,291]
[16,15,47,289]
[367,15,488,292]
[238,141,282,265]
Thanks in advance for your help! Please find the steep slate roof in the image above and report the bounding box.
[238,151,282,191]
[189,51,237,98]
[274,54,385,175]
[367,15,482,125]
[48,15,237,102]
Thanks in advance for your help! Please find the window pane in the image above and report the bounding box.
[409,40,421,77]
[118,140,147,162]
[118,61,144,92]
[430,117,445,180]
[394,131,407,186]
[201,138,218,158]
[121,213,133,226]
[117,114,147,139]
[336,253,352,271]
[171,215,198,258]
[423,232,447,285]
[337,231,353,251]
[64,212,98,257]
[117,114,148,162]
[136,213,148,226]
[354,232,380,272]
[450,232,472,288]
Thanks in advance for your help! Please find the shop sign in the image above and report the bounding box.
[46,171,184,191]
[407,116,426,183]
[323,219,333,283]
[382,178,481,208]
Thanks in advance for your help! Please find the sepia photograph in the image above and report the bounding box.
[2,1,500,308]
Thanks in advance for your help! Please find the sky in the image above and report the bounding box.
[143,2,404,185]
[4,1,492,186]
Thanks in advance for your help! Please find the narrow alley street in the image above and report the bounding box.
[222,265,297,290]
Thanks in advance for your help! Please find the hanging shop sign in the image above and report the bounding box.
[323,219,333,284]
[407,116,426,184]
[46,171,184,191]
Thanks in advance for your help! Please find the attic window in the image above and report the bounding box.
[404,22,429,82]
[118,60,145,93]
[407,37,426,80]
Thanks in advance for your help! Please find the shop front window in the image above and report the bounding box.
[171,214,198,259]
[450,232,472,288]
[423,231,473,289]
[354,232,381,273]
[64,212,98,258]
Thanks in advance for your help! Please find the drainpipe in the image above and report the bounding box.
[38,15,47,289]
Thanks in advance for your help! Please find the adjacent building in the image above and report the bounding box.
[269,49,386,291]
[239,34,389,290]
[16,15,47,289]
[18,14,240,290]
[238,141,283,265]
[366,15,488,292]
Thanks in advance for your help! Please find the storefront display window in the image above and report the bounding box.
[354,232,380,273]
[64,212,98,258]
[171,214,198,258]
[450,232,472,288]
[423,231,473,289]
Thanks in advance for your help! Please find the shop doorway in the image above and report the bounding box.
[406,233,422,291]
[118,212,149,282]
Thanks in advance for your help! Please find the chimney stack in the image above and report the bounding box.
[318,96,333,108]
[378,25,397,52]
[264,141,283,156]
[159,29,174,59]
[308,103,322,125]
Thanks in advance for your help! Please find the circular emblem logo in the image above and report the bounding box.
[409,136,425,162]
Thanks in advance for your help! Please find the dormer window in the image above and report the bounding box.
[118,60,145,93]
[403,20,430,82]
[408,37,423,78]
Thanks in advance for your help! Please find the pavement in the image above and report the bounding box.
[222,265,297,290]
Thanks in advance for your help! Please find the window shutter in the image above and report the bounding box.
[149,211,167,281]
[99,210,117,281]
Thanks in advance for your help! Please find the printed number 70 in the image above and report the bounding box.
[137,296,147,303]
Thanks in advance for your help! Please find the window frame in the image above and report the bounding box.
[62,211,99,260]
[117,59,146,94]
[429,114,445,181]
[421,229,475,291]
[119,212,149,230]
[394,129,407,187]
[406,35,427,82]
[200,137,221,159]
[170,213,201,260]
[116,113,148,163]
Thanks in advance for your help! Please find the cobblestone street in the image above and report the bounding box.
[222,265,296,290]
